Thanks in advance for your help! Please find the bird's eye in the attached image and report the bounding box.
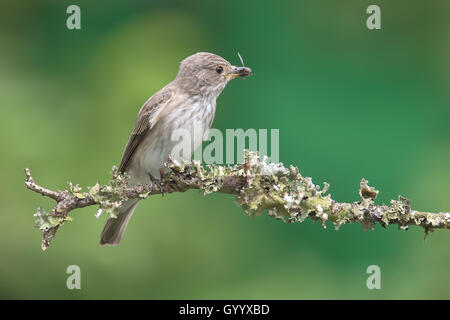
[216,66,223,74]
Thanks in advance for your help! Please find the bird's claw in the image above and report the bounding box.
[148,172,164,195]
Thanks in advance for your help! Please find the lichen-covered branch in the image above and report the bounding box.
[25,151,450,251]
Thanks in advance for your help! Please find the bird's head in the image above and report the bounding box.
[175,52,252,97]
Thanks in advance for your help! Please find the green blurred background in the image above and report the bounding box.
[1,0,449,299]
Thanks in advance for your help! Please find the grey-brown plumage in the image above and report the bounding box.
[100,52,252,246]
[118,88,173,174]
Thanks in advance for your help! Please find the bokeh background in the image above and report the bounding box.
[1,0,449,299]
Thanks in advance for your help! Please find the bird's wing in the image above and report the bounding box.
[118,87,173,173]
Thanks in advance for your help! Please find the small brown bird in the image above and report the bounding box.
[100,52,252,245]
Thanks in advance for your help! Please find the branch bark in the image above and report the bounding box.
[25,151,450,251]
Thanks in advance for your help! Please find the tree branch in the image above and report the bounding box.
[25,151,450,251]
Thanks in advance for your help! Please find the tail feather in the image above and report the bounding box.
[100,199,140,246]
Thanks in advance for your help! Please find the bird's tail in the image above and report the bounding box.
[99,198,140,246]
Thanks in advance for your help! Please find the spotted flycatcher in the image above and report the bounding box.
[100,52,252,245]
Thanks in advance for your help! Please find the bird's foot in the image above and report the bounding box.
[148,172,164,195]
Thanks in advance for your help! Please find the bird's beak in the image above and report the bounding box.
[226,66,253,79]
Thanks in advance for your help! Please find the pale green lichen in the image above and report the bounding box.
[69,182,84,199]
[66,166,133,220]
[232,151,329,222]
[34,207,71,231]
[89,167,130,219]
[28,150,450,250]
